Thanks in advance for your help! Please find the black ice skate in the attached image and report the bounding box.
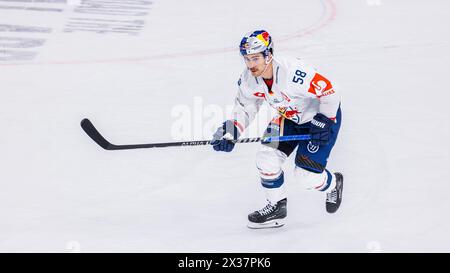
[326,172,344,213]
[247,198,287,229]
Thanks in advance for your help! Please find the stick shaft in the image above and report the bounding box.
[81,118,310,151]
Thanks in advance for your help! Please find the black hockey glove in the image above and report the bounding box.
[211,120,240,152]
[310,113,335,146]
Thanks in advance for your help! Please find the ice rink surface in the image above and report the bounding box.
[1,0,449,252]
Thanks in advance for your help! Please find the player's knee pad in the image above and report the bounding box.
[293,167,328,191]
[256,147,287,180]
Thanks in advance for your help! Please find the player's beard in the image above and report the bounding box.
[249,57,272,77]
[250,67,262,77]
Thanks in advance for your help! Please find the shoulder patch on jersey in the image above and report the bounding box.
[308,73,334,98]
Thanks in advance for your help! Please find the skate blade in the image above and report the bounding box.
[247,218,286,229]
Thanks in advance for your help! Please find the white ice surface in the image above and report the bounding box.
[0,0,449,252]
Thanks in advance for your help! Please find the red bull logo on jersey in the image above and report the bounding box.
[277,106,300,123]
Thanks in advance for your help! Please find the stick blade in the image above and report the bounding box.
[80,118,112,150]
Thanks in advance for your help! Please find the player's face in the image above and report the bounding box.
[243,53,266,77]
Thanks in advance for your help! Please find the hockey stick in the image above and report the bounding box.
[80,118,311,151]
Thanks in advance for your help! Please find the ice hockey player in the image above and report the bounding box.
[211,30,343,229]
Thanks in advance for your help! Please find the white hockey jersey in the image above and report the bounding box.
[231,57,340,132]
